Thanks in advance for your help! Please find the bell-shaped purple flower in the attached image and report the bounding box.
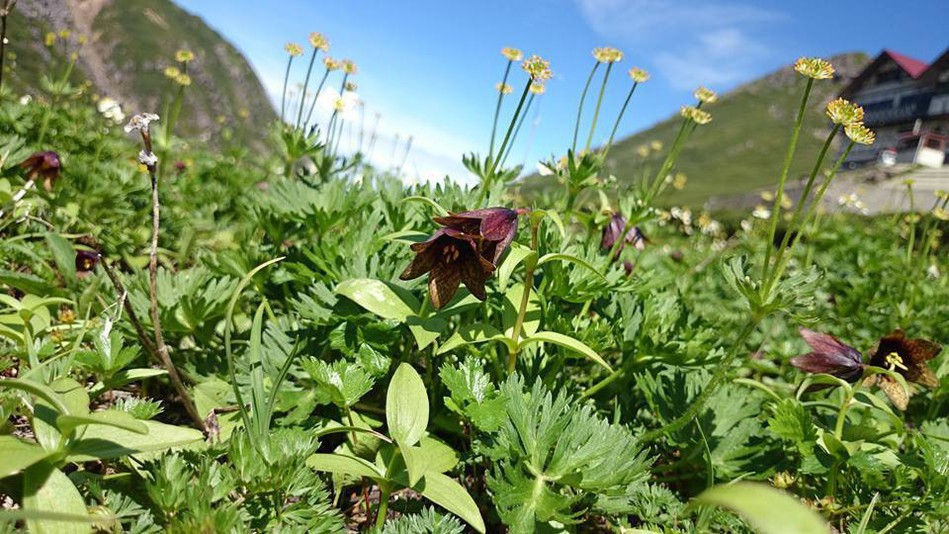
[400,207,521,309]
[19,151,62,191]
[790,328,865,382]
[601,213,646,258]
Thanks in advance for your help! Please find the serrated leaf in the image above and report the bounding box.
[692,482,827,534]
[336,279,419,321]
[387,363,429,447]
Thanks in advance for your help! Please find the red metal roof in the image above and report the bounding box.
[883,49,929,78]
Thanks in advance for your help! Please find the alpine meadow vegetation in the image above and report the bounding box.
[0,11,947,534]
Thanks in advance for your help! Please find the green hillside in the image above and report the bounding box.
[4,0,275,150]
[519,52,870,208]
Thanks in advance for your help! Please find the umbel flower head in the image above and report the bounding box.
[495,82,513,95]
[284,42,304,57]
[794,57,835,80]
[693,86,717,104]
[19,151,62,191]
[601,212,646,258]
[628,67,650,83]
[400,208,521,309]
[323,57,340,71]
[845,123,876,145]
[826,98,864,126]
[522,55,552,82]
[341,60,358,74]
[680,106,712,125]
[593,47,623,64]
[529,82,546,95]
[308,32,330,51]
[501,47,523,62]
[175,49,195,63]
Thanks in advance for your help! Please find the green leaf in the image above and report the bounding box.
[336,279,419,321]
[415,472,486,533]
[67,420,203,462]
[401,443,426,487]
[407,315,448,350]
[497,243,537,291]
[692,482,827,534]
[0,377,70,415]
[306,453,383,480]
[520,331,613,372]
[853,391,904,433]
[404,195,449,216]
[386,363,429,447]
[0,436,56,478]
[537,252,606,280]
[417,436,459,474]
[436,322,508,355]
[503,283,540,339]
[22,461,91,534]
[57,410,149,436]
[45,233,76,280]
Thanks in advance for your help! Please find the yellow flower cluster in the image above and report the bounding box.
[825,98,864,126]
[529,83,546,95]
[175,74,192,87]
[284,42,304,57]
[164,66,180,79]
[522,55,552,82]
[308,32,330,52]
[175,49,195,63]
[680,106,712,125]
[628,67,650,83]
[593,47,623,64]
[844,123,875,145]
[693,86,718,104]
[342,60,358,74]
[345,81,358,92]
[794,57,835,80]
[323,57,340,71]
[501,47,523,62]
[495,82,513,95]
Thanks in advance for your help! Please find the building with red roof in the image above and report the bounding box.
[840,47,949,168]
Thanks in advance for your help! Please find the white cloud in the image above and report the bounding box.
[575,0,784,90]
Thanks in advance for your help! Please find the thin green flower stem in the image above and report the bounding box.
[640,321,758,443]
[767,141,854,295]
[646,119,692,202]
[499,93,535,168]
[488,60,513,158]
[584,62,614,152]
[572,62,601,152]
[602,81,640,160]
[905,181,917,263]
[295,48,321,129]
[325,73,350,153]
[507,220,539,375]
[279,56,294,123]
[489,78,532,179]
[764,124,840,291]
[762,78,814,285]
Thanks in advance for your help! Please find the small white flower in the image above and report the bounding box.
[926,264,940,279]
[18,95,31,106]
[138,150,158,167]
[752,206,771,219]
[740,219,753,232]
[125,113,160,133]
[317,88,360,121]
[97,97,126,124]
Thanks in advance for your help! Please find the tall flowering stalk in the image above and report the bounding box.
[295,32,329,129]
[489,54,551,180]
[584,47,623,152]
[280,42,303,122]
[303,56,339,132]
[160,50,194,173]
[124,113,206,432]
[602,67,650,159]
[489,47,522,160]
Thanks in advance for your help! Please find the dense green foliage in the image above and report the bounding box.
[0,35,946,534]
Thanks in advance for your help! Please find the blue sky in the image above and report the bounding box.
[176,0,947,184]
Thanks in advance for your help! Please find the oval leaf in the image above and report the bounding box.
[57,410,149,437]
[306,453,384,480]
[416,472,486,533]
[0,436,55,479]
[692,482,827,534]
[336,279,419,321]
[386,363,429,447]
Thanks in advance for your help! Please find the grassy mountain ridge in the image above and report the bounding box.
[5,0,275,149]
[519,52,871,208]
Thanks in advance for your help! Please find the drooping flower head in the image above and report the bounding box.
[790,329,865,382]
[522,55,552,82]
[693,86,718,104]
[794,57,835,80]
[680,106,712,125]
[284,42,304,57]
[308,32,330,52]
[501,47,523,62]
[75,250,100,274]
[400,208,522,309]
[826,98,864,126]
[628,67,650,83]
[19,151,62,191]
[601,213,646,258]
[845,123,876,145]
[864,329,941,410]
[593,47,623,64]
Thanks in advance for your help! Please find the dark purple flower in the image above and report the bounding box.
[400,207,521,309]
[790,328,864,383]
[75,250,100,274]
[19,151,61,191]
[864,329,941,410]
[174,161,187,174]
[601,213,645,258]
